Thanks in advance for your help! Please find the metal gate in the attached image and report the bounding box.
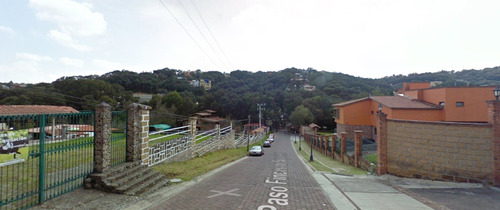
[0,112,95,209]
[111,111,127,166]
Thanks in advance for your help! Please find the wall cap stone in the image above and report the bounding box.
[388,119,491,127]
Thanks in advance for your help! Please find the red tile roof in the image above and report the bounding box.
[333,97,369,107]
[0,105,79,116]
[370,96,440,109]
[309,123,320,128]
[333,96,440,110]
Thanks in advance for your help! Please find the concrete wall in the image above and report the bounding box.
[386,119,493,183]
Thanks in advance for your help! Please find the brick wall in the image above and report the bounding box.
[336,123,374,140]
[386,119,493,183]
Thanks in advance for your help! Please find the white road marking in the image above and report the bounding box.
[207,188,241,198]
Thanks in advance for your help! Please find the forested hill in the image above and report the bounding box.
[1,66,499,130]
[380,66,500,88]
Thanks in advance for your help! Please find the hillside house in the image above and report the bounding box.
[191,110,224,131]
[303,84,316,91]
[0,105,81,140]
[190,79,212,90]
[333,82,497,139]
[133,92,154,103]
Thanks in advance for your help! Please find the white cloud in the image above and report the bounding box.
[30,0,106,36]
[29,0,106,51]
[0,25,14,35]
[16,52,52,62]
[60,57,83,67]
[47,30,91,52]
[93,59,122,70]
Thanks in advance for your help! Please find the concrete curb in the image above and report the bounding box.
[289,134,358,210]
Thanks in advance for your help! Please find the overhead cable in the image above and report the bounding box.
[177,0,229,72]
[189,0,234,70]
[158,0,221,70]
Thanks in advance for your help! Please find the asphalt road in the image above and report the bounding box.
[149,132,333,210]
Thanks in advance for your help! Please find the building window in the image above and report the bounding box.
[439,102,445,106]
[456,102,464,107]
[333,108,340,119]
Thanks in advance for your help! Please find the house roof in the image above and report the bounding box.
[0,105,79,116]
[199,117,224,123]
[332,97,369,107]
[371,96,440,109]
[309,123,320,128]
[333,96,440,110]
[194,112,211,116]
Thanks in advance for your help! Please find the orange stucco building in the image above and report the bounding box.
[333,82,497,139]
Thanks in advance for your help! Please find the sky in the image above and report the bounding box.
[1,0,500,84]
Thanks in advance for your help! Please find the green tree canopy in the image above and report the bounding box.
[289,105,314,129]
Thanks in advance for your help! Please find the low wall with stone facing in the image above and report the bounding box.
[234,132,266,148]
[147,126,268,166]
[148,136,192,166]
[386,119,493,183]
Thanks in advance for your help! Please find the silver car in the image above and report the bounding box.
[249,146,264,156]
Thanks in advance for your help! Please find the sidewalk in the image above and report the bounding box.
[291,134,500,210]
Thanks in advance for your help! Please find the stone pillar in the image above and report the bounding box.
[127,103,151,164]
[354,130,363,168]
[377,113,388,175]
[94,103,111,173]
[340,132,347,163]
[331,134,336,158]
[487,100,500,186]
[189,117,198,144]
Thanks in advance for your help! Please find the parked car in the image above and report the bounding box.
[267,138,274,142]
[263,140,271,147]
[249,146,264,156]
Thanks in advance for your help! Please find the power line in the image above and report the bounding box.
[177,0,229,72]
[0,88,96,108]
[189,0,234,70]
[158,0,221,70]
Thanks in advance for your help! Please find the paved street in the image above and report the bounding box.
[149,132,333,210]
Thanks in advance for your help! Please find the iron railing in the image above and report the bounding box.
[0,112,95,209]
[111,111,127,166]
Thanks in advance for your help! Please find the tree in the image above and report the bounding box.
[289,105,314,129]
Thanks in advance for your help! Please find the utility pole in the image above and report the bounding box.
[257,103,266,145]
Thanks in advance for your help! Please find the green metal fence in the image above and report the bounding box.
[0,112,95,209]
[111,111,127,166]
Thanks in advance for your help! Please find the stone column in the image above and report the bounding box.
[377,113,388,175]
[340,132,347,163]
[354,130,363,168]
[94,103,111,173]
[189,117,198,144]
[487,100,500,186]
[127,103,151,164]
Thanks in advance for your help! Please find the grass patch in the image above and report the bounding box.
[293,140,367,175]
[195,135,213,144]
[364,153,377,164]
[152,143,260,181]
